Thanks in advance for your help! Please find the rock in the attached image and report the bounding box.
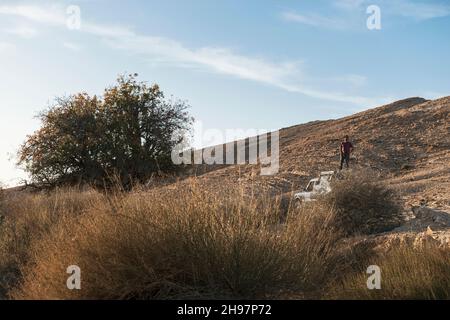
[394,207,450,232]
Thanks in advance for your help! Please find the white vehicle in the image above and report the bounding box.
[294,171,334,206]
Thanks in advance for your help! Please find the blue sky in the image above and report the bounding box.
[0,0,449,185]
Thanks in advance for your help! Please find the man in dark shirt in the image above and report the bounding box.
[340,135,354,170]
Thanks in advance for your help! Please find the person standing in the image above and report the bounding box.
[340,135,354,170]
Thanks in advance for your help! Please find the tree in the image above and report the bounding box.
[18,74,193,188]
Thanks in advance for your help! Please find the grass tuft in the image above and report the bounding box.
[323,170,404,236]
[329,244,450,300]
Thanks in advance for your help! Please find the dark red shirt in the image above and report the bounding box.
[341,141,353,154]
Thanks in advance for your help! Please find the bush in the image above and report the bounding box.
[330,244,450,300]
[323,170,403,236]
[10,184,341,300]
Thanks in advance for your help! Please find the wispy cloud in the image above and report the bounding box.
[333,0,365,10]
[286,0,450,31]
[0,4,65,25]
[106,35,300,85]
[4,25,38,38]
[102,32,374,104]
[394,0,450,20]
[0,3,378,106]
[334,0,450,20]
[281,11,347,29]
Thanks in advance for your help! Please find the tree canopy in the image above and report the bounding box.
[18,74,193,188]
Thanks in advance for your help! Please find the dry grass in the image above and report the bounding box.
[6,182,341,300]
[1,176,448,300]
[329,244,450,300]
[0,188,105,298]
[323,170,404,236]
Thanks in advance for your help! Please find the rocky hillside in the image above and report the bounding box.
[174,96,449,246]
[185,96,449,211]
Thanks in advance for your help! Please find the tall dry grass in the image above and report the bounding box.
[7,182,342,300]
[1,174,448,300]
[0,188,106,298]
[329,244,450,300]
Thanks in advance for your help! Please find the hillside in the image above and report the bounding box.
[183,96,449,212]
